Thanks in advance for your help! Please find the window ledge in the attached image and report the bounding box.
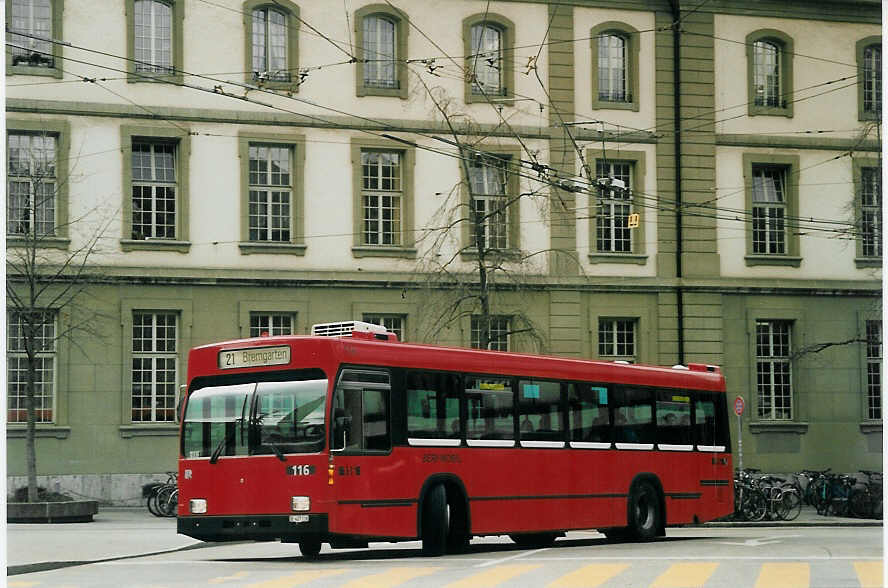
[588,253,648,265]
[860,422,882,434]
[748,106,793,118]
[749,421,808,434]
[855,257,882,269]
[467,93,513,107]
[591,99,639,112]
[744,255,802,267]
[7,426,71,439]
[460,248,521,262]
[859,111,880,122]
[121,239,191,253]
[6,236,71,250]
[352,246,416,259]
[119,424,179,438]
[7,64,62,78]
[239,242,307,256]
[127,73,183,84]
[357,85,406,99]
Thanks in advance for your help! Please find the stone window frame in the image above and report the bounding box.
[597,317,637,362]
[7,309,57,424]
[856,36,882,122]
[119,297,191,437]
[853,156,881,268]
[470,314,511,351]
[125,0,184,84]
[5,0,64,78]
[351,136,416,259]
[6,118,71,249]
[354,3,408,99]
[237,130,306,256]
[120,124,191,253]
[237,300,308,338]
[362,313,407,341]
[745,29,794,118]
[858,311,882,427]
[742,153,801,267]
[585,148,647,264]
[590,21,640,112]
[459,144,521,260]
[130,310,178,423]
[242,0,300,92]
[462,12,515,107]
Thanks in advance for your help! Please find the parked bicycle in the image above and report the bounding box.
[146,472,178,518]
[813,472,857,516]
[733,469,766,521]
[850,470,883,519]
[758,475,802,521]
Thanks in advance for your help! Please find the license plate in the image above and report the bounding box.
[289,515,309,523]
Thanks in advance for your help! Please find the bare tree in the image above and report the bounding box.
[6,131,113,502]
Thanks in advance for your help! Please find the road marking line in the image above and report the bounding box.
[8,582,40,587]
[341,567,441,588]
[547,563,629,587]
[245,569,348,587]
[475,547,549,568]
[446,564,542,588]
[754,563,809,588]
[854,561,884,588]
[652,562,719,588]
[210,570,250,583]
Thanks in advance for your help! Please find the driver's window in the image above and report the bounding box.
[332,370,390,452]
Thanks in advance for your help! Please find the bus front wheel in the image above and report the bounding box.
[628,481,660,540]
[299,539,322,558]
[421,484,448,556]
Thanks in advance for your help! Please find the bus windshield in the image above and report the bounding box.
[182,370,328,459]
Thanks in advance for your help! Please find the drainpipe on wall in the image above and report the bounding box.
[671,0,686,366]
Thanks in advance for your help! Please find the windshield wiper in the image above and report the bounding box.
[266,442,287,462]
[209,417,243,465]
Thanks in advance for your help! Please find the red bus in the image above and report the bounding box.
[177,321,732,557]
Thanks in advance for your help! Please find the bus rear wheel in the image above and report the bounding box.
[421,484,448,556]
[628,481,660,540]
[299,539,321,558]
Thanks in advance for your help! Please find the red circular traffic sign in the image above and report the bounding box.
[734,396,745,416]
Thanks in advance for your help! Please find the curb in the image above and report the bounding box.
[7,542,212,576]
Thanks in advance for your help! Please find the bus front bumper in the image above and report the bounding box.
[178,513,328,542]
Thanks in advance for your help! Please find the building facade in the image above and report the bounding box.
[6,0,881,503]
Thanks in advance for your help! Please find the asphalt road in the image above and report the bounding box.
[7,526,884,587]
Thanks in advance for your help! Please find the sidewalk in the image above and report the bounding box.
[6,506,881,574]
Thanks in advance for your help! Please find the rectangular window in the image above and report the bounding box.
[406,371,461,443]
[866,320,882,420]
[132,311,178,422]
[470,24,502,95]
[331,370,390,452]
[596,160,633,253]
[8,0,53,67]
[569,383,611,446]
[598,318,636,360]
[131,140,176,240]
[252,7,289,82]
[863,45,881,114]
[362,150,402,246]
[249,312,293,337]
[751,165,787,255]
[598,33,627,102]
[753,41,781,107]
[465,376,514,445]
[694,393,729,450]
[362,314,404,341]
[134,0,173,74]
[656,391,692,449]
[756,320,792,420]
[468,154,509,250]
[471,315,510,351]
[248,143,292,242]
[518,379,563,445]
[613,387,654,446]
[861,166,882,258]
[7,311,56,423]
[7,132,56,236]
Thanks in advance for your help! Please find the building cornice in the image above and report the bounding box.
[717,133,881,152]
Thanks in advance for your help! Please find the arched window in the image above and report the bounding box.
[753,40,781,108]
[598,33,627,102]
[134,0,173,74]
[470,23,503,95]
[252,7,289,82]
[862,44,881,115]
[363,14,397,89]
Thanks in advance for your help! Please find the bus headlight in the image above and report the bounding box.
[291,496,310,512]
[190,499,207,514]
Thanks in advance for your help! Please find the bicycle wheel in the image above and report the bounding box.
[811,478,831,515]
[849,489,871,518]
[157,485,178,517]
[777,490,802,521]
[147,486,164,517]
[742,490,767,521]
[162,489,179,517]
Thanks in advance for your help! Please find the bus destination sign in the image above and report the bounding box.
[219,345,291,370]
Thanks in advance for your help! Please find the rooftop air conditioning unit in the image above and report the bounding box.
[311,320,394,340]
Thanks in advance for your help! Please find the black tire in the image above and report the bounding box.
[850,489,871,518]
[161,488,179,517]
[147,486,164,517]
[509,532,558,548]
[299,539,322,558]
[628,481,660,540]
[777,490,802,521]
[421,484,448,556]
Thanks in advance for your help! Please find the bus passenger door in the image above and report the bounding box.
[330,369,399,536]
[694,393,732,513]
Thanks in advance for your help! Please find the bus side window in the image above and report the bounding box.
[332,370,391,452]
[694,393,730,450]
[518,379,562,442]
[613,387,654,444]
[568,383,611,444]
[656,390,692,447]
[465,377,513,441]
[406,371,461,440]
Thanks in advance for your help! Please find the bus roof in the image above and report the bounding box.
[188,335,725,392]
